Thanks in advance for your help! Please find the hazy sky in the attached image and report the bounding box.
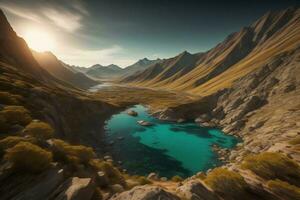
[1,0,299,67]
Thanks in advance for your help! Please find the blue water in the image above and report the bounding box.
[104,105,238,178]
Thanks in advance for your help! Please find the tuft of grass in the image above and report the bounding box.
[0,106,31,127]
[0,91,22,105]
[241,152,300,186]
[24,121,54,140]
[90,160,125,186]
[171,175,183,182]
[136,176,152,185]
[205,168,249,199]
[5,141,52,173]
[51,139,96,166]
[267,179,300,200]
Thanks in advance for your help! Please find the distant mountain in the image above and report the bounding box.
[68,65,90,73]
[33,51,98,89]
[122,7,300,96]
[86,64,123,79]
[85,58,159,79]
[121,58,161,76]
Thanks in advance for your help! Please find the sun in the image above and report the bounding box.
[23,28,56,52]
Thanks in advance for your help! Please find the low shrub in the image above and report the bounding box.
[96,161,125,185]
[51,139,95,166]
[267,179,300,200]
[0,136,27,158]
[289,136,300,145]
[5,142,52,173]
[0,114,9,132]
[24,121,54,140]
[241,152,300,186]
[205,168,249,199]
[0,91,21,105]
[171,175,183,182]
[0,106,31,126]
[136,176,151,185]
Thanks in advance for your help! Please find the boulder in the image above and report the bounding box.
[176,180,220,200]
[147,172,158,180]
[111,184,125,193]
[96,171,109,187]
[52,177,95,200]
[137,120,153,126]
[177,118,186,123]
[110,185,180,200]
[127,110,138,116]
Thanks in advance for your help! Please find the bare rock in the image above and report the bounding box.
[127,110,138,116]
[111,184,125,193]
[109,185,180,200]
[96,171,109,187]
[147,172,158,180]
[176,180,220,200]
[52,177,95,200]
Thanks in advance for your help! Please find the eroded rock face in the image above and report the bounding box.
[176,180,220,200]
[0,168,65,200]
[109,185,180,200]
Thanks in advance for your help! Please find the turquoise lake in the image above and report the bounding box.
[104,105,238,178]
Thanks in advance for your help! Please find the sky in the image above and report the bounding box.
[0,0,299,68]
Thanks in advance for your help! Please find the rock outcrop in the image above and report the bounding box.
[109,185,180,200]
[176,180,219,200]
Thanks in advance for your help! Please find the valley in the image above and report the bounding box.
[0,4,299,200]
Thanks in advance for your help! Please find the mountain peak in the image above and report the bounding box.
[179,50,191,56]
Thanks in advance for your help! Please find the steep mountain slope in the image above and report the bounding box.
[0,9,116,146]
[121,58,161,76]
[33,51,98,89]
[0,10,57,84]
[122,7,300,96]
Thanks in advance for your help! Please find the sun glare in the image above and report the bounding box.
[23,28,56,52]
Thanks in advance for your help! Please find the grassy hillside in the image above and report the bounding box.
[122,7,300,96]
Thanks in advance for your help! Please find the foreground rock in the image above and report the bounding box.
[110,185,180,200]
[50,177,95,200]
[176,180,220,200]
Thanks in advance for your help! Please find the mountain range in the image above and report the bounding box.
[0,6,300,200]
[122,7,300,96]
[71,58,161,79]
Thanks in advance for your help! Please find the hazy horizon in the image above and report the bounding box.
[1,0,299,68]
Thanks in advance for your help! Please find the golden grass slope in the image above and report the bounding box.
[123,7,300,96]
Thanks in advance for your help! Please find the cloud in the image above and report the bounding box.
[0,0,87,32]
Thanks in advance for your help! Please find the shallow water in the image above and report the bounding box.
[104,105,238,178]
